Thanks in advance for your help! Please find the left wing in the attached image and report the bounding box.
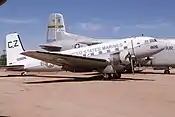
[21,51,109,70]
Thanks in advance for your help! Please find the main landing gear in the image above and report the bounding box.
[21,71,27,76]
[102,72,121,80]
[163,67,171,74]
[164,70,170,74]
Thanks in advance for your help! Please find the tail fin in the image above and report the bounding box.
[47,13,66,42]
[6,33,25,66]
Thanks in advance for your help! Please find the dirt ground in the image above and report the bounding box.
[0,69,175,117]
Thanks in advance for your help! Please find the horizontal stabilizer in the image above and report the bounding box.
[39,44,62,51]
[4,65,24,71]
[79,41,102,46]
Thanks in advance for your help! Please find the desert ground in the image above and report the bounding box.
[0,69,175,117]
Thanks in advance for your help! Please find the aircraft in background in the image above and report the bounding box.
[139,39,175,74]
[5,33,63,75]
[39,13,102,51]
[42,13,175,74]
[22,35,166,79]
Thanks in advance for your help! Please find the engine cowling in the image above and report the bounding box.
[103,50,132,73]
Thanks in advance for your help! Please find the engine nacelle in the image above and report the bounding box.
[110,50,131,65]
[103,50,131,74]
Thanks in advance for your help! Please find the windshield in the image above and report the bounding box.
[150,39,157,42]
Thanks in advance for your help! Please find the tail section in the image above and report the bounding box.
[47,13,66,42]
[6,33,25,66]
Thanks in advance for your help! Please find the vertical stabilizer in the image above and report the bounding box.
[6,33,25,66]
[47,13,66,42]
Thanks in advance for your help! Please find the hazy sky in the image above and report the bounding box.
[0,0,175,52]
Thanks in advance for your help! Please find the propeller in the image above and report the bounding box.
[130,39,136,74]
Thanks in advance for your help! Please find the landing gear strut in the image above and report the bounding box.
[21,71,27,76]
[113,72,121,79]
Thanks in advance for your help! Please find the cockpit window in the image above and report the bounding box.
[145,40,149,43]
[149,39,157,42]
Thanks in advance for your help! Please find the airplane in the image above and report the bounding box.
[21,36,166,80]
[42,13,175,74]
[5,33,63,75]
[39,13,115,52]
[139,39,175,74]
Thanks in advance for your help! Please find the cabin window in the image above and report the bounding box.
[99,51,102,54]
[107,50,111,53]
[83,54,86,57]
[150,39,157,42]
[115,48,119,51]
[91,53,94,56]
[137,42,140,45]
[145,40,149,43]
[150,39,154,42]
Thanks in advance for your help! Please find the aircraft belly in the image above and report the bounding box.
[26,66,63,72]
[152,49,175,66]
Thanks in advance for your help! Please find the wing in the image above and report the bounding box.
[21,51,109,71]
[79,41,102,46]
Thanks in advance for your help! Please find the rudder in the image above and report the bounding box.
[46,13,66,42]
[6,33,25,66]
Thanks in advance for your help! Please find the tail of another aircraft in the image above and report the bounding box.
[6,33,25,66]
[47,13,66,42]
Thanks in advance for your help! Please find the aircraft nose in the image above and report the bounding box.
[156,41,166,51]
[148,41,166,55]
[132,40,166,59]
[159,42,166,50]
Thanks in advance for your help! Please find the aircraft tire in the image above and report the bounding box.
[21,71,27,76]
[114,72,121,79]
[164,70,170,74]
[102,73,113,80]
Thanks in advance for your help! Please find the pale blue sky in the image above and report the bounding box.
[0,0,175,52]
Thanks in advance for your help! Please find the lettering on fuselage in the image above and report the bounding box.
[165,46,173,50]
[150,45,158,49]
[8,40,19,48]
[17,57,26,61]
[71,43,121,56]
[40,62,54,68]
